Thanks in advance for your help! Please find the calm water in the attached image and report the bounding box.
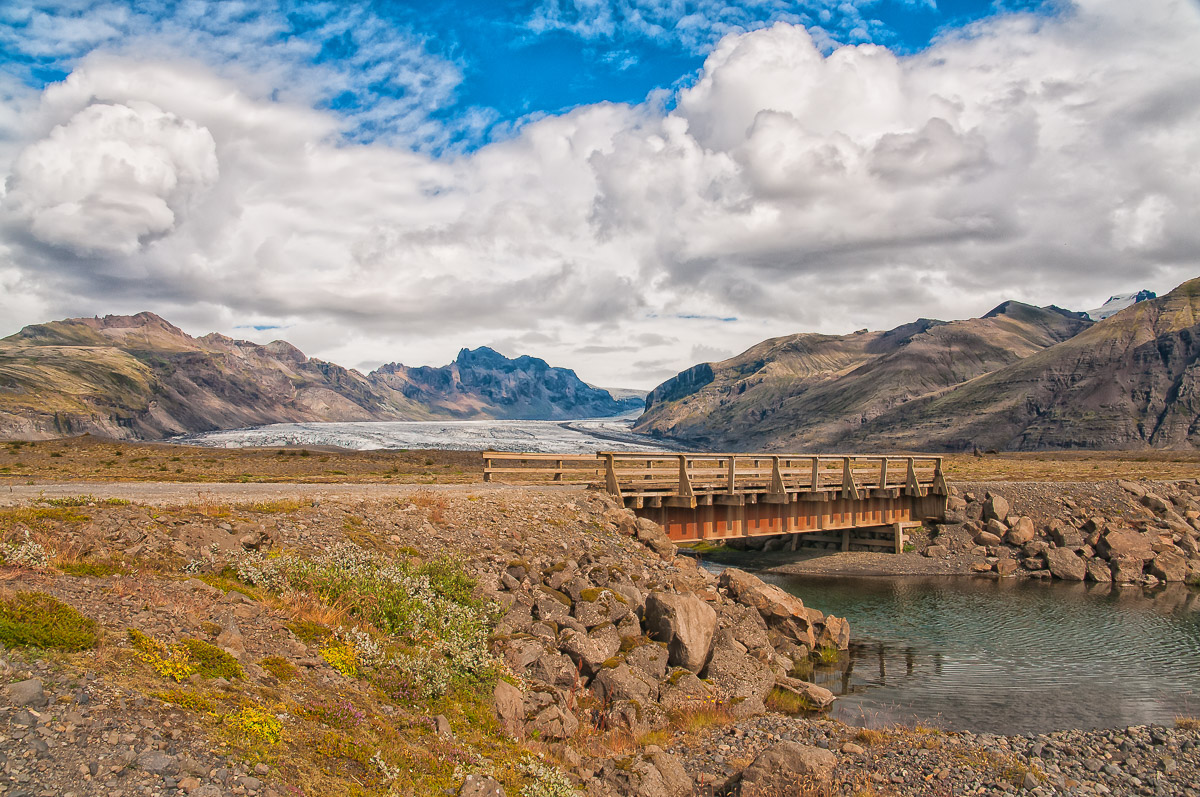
[768,574,1200,734]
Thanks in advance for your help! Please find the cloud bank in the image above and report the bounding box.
[1,0,1198,389]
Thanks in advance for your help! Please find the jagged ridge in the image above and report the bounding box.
[0,314,640,441]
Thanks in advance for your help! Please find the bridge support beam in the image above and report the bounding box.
[628,491,945,548]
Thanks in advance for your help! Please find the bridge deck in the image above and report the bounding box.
[484,451,948,547]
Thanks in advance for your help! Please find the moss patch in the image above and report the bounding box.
[260,656,299,682]
[0,592,98,651]
[181,638,244,679]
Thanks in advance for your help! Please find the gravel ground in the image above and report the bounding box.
[675,713,1200,796]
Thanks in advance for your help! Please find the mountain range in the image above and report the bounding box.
[635,278,1200,452]
[0,313,641,441]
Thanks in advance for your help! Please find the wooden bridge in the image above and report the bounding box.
[483,451,949,552]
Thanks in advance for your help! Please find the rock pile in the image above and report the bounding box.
[922,479,1200,584]
[484,503,850,795]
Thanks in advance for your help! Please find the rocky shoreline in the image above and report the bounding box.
[0,481,1198,795]
[704,479,1200,588]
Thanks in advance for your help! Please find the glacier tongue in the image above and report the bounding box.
[170,418,688,454]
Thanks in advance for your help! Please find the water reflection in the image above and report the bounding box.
[767,574,1200,734]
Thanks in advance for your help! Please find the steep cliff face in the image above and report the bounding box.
[0,316,638,440]
[370,346,642,420]
[635,300,1098,451]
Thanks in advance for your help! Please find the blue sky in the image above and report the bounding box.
[1,0,1056,150]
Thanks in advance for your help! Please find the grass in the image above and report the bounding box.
[813,645,841,665]
[56,557,128,577]
[39,494,132,507]
[1176,716,1200,730]
[237,499,310,514]
[765,686,822,714]
[0,591,99,650]
[0,506,90,530]
[666,700,736,734]
[0,436,481,484]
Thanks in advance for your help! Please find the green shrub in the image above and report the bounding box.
[259,656,299,682]
[181,638,244,679]
[128,630,243,680]
[235,544,502,698]
[0,592,98,650]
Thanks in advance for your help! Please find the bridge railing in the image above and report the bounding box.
[482,452,601,483]
[483,450,946,498]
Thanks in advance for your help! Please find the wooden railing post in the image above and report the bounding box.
[483,454,492,482]
[932,457,948,495]
[726,455,736,494]
[810,456,820,490]
[770,456,787,496]
[842,457,860,500]
[604,453,623,500]
[554,459,563,482]
[677,455,694,498]
[878,457,889,489]
[905,457,925,497]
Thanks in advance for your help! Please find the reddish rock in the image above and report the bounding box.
[1005,517,1036,546]
[1099,530,1155,561]
[983,493,1010,522]
[1149,550,1187,582]
[1045,548,1086,581]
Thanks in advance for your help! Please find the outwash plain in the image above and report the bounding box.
[0,439,1198,796]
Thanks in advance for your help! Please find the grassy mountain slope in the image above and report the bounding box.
[635,302,1092,450]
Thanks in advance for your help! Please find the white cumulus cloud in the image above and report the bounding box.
[1,0,1199,390]
[6,100,218,256]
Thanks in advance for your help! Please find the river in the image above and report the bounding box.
[769,573,1200,734]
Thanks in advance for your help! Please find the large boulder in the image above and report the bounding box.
[1110,556,1145,583]
[1143,493,1172,514]
[815,615,850,651]
[1048,522,1084,550]
[1149,550,1187,582]
[739,742,838,797]
[773,674,836,710]
[703,643,775,703]
[559,625,621,678]
[1044,548,1086,581]
[624,640,670,680]
[974,530,1003,547]
[658,669,716,711]
[718,568,816,647]
[573,588,631,628]
[644,592,717,673]
[983,493,1010,522]
[493,680,524,738]
[592,663,659,705]
[3,678,47,708]
[459,774,506,797]
[635,518,676,561]
[1085,558,1113,582]
[1099,530,1155,562]
[1005,517,1036,546]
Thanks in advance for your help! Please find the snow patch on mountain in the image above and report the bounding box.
[1086,290,1157,321]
